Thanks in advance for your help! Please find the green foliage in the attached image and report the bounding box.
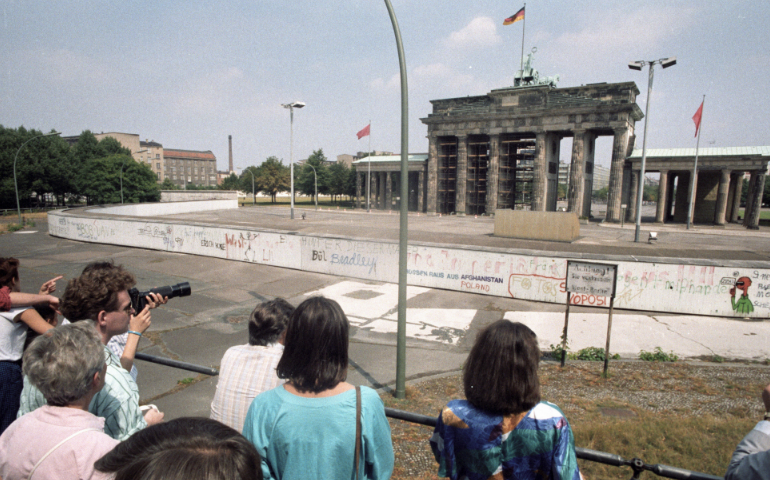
[238,166,260,200]
[327,161,351,203]
[592,186,608,201]
[7,223,24,232]
[184,183,217,191]
[639,347,679,362]
[160,178,178,190]
[255,157,289,203]
[549,342,576,360]
[711,355,725,363]
[576,347,619,361]
[77,154,159,205]
[643,183,658,202]
[297,149,331,200]
[219,173,240,191]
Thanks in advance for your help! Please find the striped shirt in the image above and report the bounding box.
[210,343,284,433]
[17,345,146,441]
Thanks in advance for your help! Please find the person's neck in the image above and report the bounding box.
[62,391,95,412]
[284,381,355,398]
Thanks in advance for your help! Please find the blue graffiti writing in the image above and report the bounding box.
[330,253,377,274]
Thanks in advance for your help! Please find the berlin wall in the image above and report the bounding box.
[48,208,770,319]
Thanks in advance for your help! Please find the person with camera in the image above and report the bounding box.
[17,261,164,441]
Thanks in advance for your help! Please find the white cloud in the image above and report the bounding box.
[442,16,502,50]
[369,74,400,91]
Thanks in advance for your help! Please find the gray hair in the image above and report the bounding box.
[22,322,106,406]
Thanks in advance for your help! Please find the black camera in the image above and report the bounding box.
[128,282,191,313]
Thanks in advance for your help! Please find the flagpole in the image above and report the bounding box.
[686,95,705,230]
[367,121,371,213]
[519,3,526,84]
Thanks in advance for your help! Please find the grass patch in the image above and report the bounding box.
[381,362,766,479]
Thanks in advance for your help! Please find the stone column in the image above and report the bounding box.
[567,130,585,215]
[743,173,756,227]
[486,134,500,216]
[714,169,731,225]
[371,172,378,209]
[385,172,393,210]
[418,170,425,213]
[531,132,547,211]
[455,135,468,215]
[729,173,742,223]
[627,171,639,222]
[606,128,630,222]
[355,172,362,209]
[746,171,766,229]
[655,170,668,223]
[427,136,439,214]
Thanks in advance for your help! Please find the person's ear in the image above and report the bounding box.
[96,310,108,326]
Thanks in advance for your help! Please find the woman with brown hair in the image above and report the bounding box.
[0,257,55,435]
[430,320,581,480]
[242,296,393,480]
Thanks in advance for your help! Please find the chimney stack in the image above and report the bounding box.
[228,135,234,173]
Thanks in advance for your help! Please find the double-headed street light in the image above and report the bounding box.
[123,149,148,204]
[14,131,61,225]
[628,56,676,242]
[282,101,305,219]
[238,166,256,204]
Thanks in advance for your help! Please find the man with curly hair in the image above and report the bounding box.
[17,261,164,440]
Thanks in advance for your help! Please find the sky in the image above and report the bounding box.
[2,0,769,172]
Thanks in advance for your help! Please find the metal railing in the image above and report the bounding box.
[136,353,723,480]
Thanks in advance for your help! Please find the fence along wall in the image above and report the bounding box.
[48,210,770,319]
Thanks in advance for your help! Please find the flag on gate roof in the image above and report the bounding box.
[357,124,370,139]
[504,7,525,25]
[692,101,704,137]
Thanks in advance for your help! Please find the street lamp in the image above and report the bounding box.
[14,131,61,225]
[628,56,676,242]
[306,164,318,210]
[238,166,256,205]
[282,101,305,219]
[123,149,148,204]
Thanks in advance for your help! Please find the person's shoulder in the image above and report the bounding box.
[529,401,566,418]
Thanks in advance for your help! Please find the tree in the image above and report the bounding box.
[77,154,159,205]
[160,178,178,190]
[219,173,240,191]
[297,149,330,201]
[255,157,289,203]
[592,186,608,202]
[239,166,260,203]
[328,161,350,203]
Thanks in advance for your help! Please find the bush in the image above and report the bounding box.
[576,346,619,362]
[639,347,678,362]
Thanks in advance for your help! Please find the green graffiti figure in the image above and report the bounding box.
[730,276,754,315]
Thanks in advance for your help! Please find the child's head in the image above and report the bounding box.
[34,305,58,326]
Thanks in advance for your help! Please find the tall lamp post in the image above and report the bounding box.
[123,149,148,204]
[306,164,318,211]
[14,131,61,225]
[238,166,256,205]
[628,56,676,242]
[281,101,305,219]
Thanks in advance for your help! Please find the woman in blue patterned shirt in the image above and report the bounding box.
[430,320,581,480]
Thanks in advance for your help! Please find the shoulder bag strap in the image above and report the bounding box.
[28,427,101,480]
[355,386,362,480]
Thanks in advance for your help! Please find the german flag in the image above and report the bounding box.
[503,7,525,25]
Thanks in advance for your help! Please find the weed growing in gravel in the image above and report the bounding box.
[639,347,679,362]
[576,346,620,362]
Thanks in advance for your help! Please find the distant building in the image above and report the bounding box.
[558,162,610,192]
[139,140,164,182]
[163,149,218,188]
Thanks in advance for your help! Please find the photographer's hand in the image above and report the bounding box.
[121,306,152,374]
[144,292,168,309]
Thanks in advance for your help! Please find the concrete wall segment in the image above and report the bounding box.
[47,206,770,319]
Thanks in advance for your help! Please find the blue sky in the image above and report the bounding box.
[2,0,768,171]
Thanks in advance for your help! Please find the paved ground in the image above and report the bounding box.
[2,206,769,421]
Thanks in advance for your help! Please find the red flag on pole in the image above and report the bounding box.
[356,124,370,140]
[692,101,704,137]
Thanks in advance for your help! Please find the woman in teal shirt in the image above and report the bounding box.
[243,296,394,480]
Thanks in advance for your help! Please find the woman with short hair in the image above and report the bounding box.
[430,320,581,480]
[0,322,119,479]
[242,296,394,480]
